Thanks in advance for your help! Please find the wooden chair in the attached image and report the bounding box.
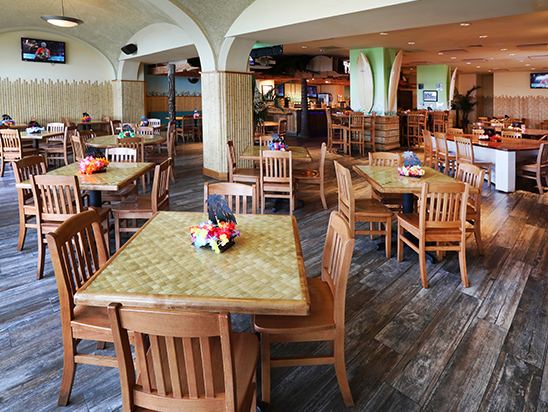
[116,136,146,192]
[472,128,484,136]
[147,124,177,182]
[334,161,392,258]
[516,143,548,195]
[108,304,258,412]
[343,112,365,156]
[432,111,447,133]
[434,132,457,176]
[540,120,548,130]
[147,118,161,134]
[71,134,87,162]
[30,174,111,279]
[277,117,287,139]
[13,155,47,251]
[42,125,77,167]
[102,148,139,203]
[363,112,376,153]
[204,182,257,215]
[45,209,118,406]
[454,135,492,185]
[422,130,436,167]
[456,164,486,254]
[259,135,271,147]
[326,107,345,152]
[447,128,463,134]
[77,129,96,142]
[227,141,260,202]
[253,211,355,407]
[60,116,72,128]
[260,149,295,215]
[121,123,137,131]
[181,115,196,142]
[418,111,427,141]
[47,122,65,133]
[368,152,403,212]
[397,182,470,288]
[501,130,522,138]
[110,119,122,135]
[111,158,172,251]
[406,112,421,147]
[294,142,328,209]
[135,126,154,136]
[0,128,39,177]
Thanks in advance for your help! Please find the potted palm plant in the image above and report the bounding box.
[253,77,283,134]
[452,85,481,130]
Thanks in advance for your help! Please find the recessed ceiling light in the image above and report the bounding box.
[476,66,481,68]
[438,52,443,55]
[410,68,413,70]
[532,68,536,70]
[500,48,508,51]
[408,41,415,45]
[451,56,457,59]
[466,62,471,64]
[380,32,388,35]
[479,35,488,38]
[525,63,531,66]
[509,53,515,56]
[460,22,471,26]
[301,45,307,49]
[319,49,325,52]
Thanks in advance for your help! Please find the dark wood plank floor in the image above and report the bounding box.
[1,138,548,411]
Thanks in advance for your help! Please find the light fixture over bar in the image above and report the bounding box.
[41,0,83,27]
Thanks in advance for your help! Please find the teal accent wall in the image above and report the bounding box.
[349,48,398,115]
[416,65,450,110]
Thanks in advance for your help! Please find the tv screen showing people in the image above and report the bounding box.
[530,73,548,89]
[307,86,317,98]
[21,38,66,63]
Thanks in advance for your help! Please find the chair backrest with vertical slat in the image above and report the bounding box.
[260,150,292,185]
[105,147,137,163]
[420,182,468,233]
[456,163,485,211]
[333,161,355,229]
[47,122,65,133]
[501,130,522,138]
[447,128,463,134]
[107,304,237,412]
[277,118,287,137]
[117,137,144,161]
[454,135,475,165]
[14,155,47,205]
[31,174,84,223]
[348,112,365,130]
[148,118,161,127]
[71,135,87,162]
[204,182,257,215]
[226,141,237,181]
[46,210,109,335]
[77,129,96,142]
[151,158,172,213]
[110,120,122,135]
[368,152,401,166]
[63,125,77,157]
[472,129,484,135]
[135,126,154,136]
[0,128,23,160]
[259,135,271,147]
[321,211,355,326]
[434,132,449,157]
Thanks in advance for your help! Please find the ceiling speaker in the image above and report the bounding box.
[188,77,199,84]
[121,44,137,55]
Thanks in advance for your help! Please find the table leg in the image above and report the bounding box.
[89,190,102,207]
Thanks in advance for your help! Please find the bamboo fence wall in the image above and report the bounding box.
[201,71,253,175]
[494,95,548,128]
[0,78,145,125]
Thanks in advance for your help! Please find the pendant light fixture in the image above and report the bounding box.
[41,0,83,28]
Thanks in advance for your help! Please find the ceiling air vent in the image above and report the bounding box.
[528,55,548,60]
[463,58,487,62]
[491,68,509,71]
[409,61,432,65]
[517,43,548,49]
[467,45,483,48]
[439,49,468,54]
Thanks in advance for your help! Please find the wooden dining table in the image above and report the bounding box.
[20,130,64,149]
[240,145,313,162]
[85,134,166,148]
[15,161,154,207]
[74,211,310,316]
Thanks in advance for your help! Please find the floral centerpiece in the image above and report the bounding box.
[79,156,109,175]
[81,113,91,122]
[189,194,240,253]
[118,130,135,139]
[25,126,44,134]
[268,133,287,151]
[397,151,424,177]
[138,115,148,127]
[1,119,14,126]
[507,125,526,133]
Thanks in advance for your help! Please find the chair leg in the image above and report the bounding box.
[397,223,404,262]
[334,332,354,407]
[320,182,328,210]
[419,241,428,288]
[385,217,392,259]
[58,338,77,406]
[261,333,271,405]
[458,249,469,287]
[537,173,544,195]
[37,238,45,280]
[114,214,121,251]
[474,223,485,255]
[17,213,28,251]
[0,158,4,177]
[96,341,106,350]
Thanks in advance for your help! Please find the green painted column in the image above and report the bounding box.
[349,47,398,115]
[416,65,451,110]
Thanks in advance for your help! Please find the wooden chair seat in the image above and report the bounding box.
[368,152,403,211]
[234,167,261,180]
[516,143,548,194]
[101,183,138,203]
[354,198,394,217]
[398,213,464,241]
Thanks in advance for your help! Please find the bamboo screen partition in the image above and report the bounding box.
[494,95,548,128]
[0,78,145,125]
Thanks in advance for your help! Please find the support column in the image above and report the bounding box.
[201,71,254,179]
[112,80,145,122]
[168,63,176,122]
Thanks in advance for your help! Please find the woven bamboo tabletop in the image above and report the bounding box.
[353,165,480,194]
[15,161,154,191]
[75,211,310,315]
[86,134,166,148]
[240,145,313,162]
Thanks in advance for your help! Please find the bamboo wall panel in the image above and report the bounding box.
[201,71,253,174]
[494,95,548,128]
[118,81,145,123]
[146,96,202,113]
[0,77,114,125]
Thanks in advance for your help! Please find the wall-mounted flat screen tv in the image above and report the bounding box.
[21,38,66,63]
[307,86,317,98]
[530,73,548,88]
[276,84,284,97]
[423,90,438,102]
